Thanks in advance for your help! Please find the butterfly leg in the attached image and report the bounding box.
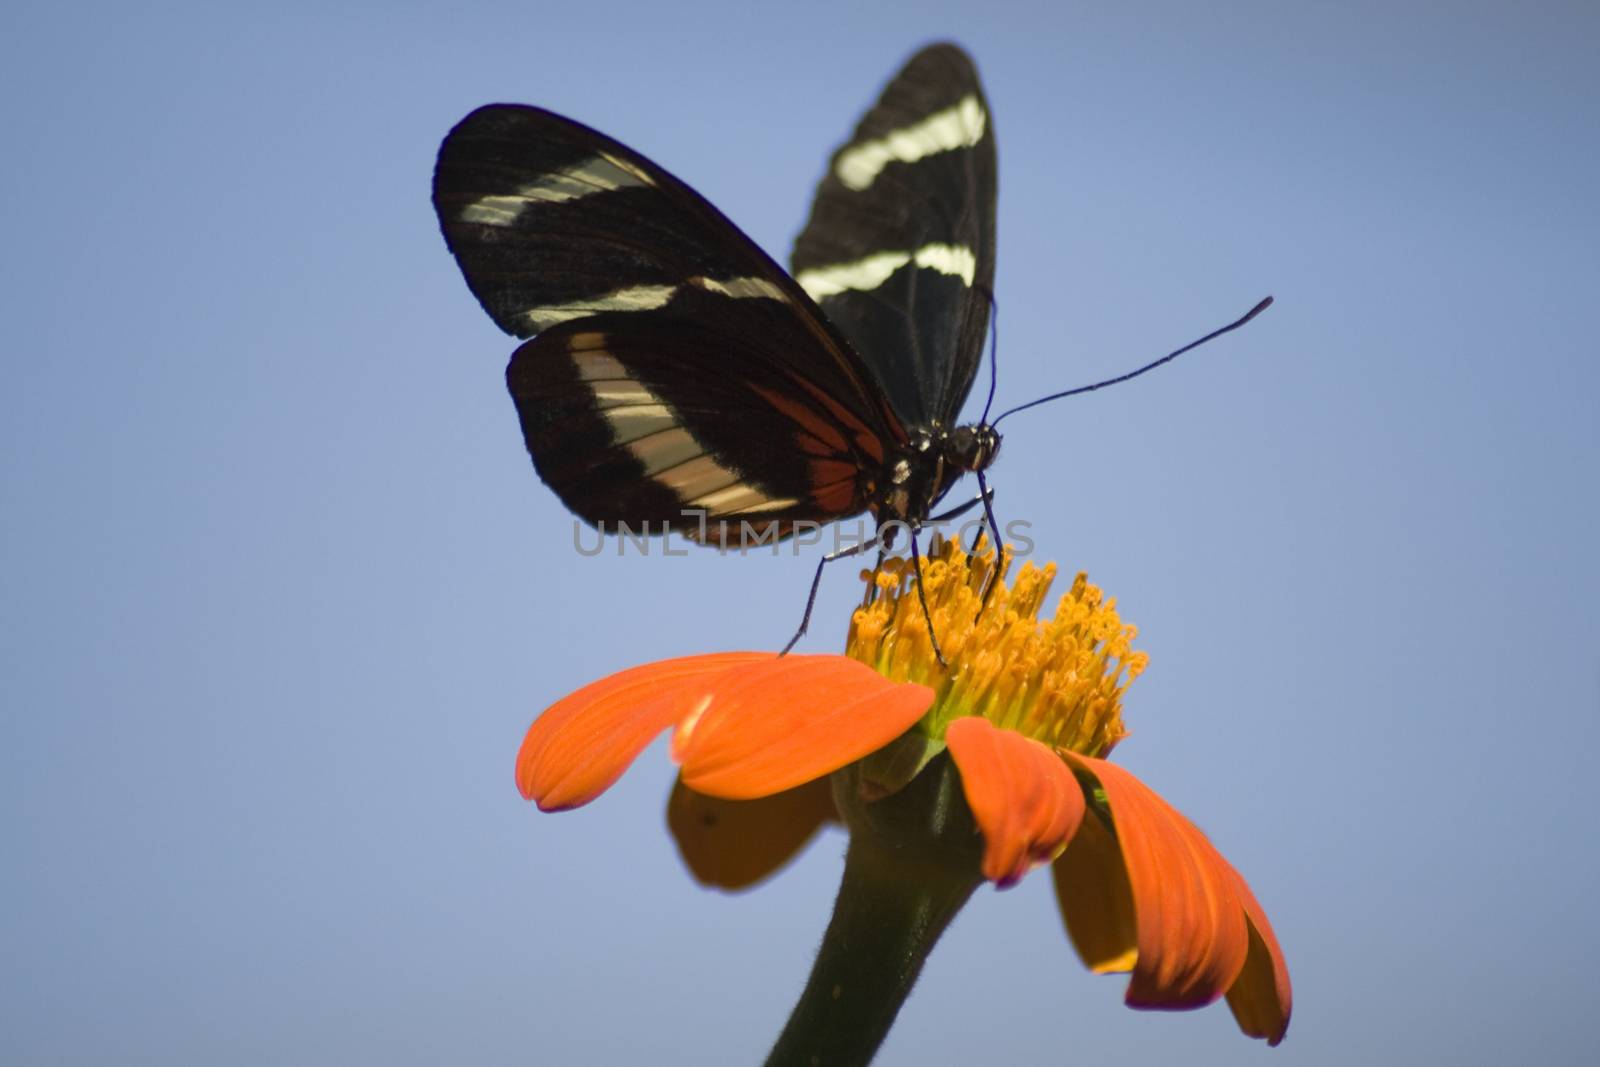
[780,531,882,657]
[866,520,904,606]
[908,530,950,668]
[972,469,1005,618]
[924,489,991,525]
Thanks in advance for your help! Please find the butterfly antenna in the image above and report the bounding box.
[970,287,1003,612]
[978,286,1000,426]
[992,296,1273,427]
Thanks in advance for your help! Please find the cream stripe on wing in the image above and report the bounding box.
[796,251,910,298]
[526,284,678,330]
[459,152,653,225]
[601,403,676,445]
[911,243,976,285]
[796,242,976,300]
[658,455,741,500]
[569,340,793,513]
[691,484,801,514]
[525,274,788,331]
[626,427,703,476]
[691,276,788,301]
[833,94,987,192]
[573,345,697,450]
[567,331,611,354]
[588,380,657,410]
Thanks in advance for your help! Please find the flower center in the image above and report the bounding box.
[845,536,1147,759]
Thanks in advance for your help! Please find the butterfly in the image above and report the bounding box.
[432,44,999,618]
[431,43,1268,651]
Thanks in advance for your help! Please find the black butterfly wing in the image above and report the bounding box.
[506,312,890,541]
[791,43,997,429]
[432,105,901,537]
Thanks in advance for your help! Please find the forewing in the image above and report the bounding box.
[791,43,998,428]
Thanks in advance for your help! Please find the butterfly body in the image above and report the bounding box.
[871,424,1000,531]
[433,44,997,550]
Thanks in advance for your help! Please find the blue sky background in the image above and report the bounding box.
[4,1,1596,1064]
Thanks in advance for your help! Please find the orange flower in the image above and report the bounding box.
[516,538,1290,1046]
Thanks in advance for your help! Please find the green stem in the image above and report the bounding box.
[764,755,983,1067]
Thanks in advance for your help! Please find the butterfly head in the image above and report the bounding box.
[872,424,1002,525]
[945,423,1001,474]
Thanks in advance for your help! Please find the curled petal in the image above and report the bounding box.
[516,653,767,811]
[674,655,933,799]
[1225,868,1293,1045]
[1051,800,1139,975]
[666,776,837,891]
[945,717,1085,888]
[1057,754,1252,1014]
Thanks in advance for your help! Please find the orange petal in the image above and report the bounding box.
[945,717,1086,888]
[1059,754,1251,1012]
[516,652,767,811]
[1051,803,1139,975]
[666,775,837,891]
[673,655,933,799]
[1225,867,1293,1045]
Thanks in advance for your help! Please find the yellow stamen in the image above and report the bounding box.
[846,536,1147,758]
